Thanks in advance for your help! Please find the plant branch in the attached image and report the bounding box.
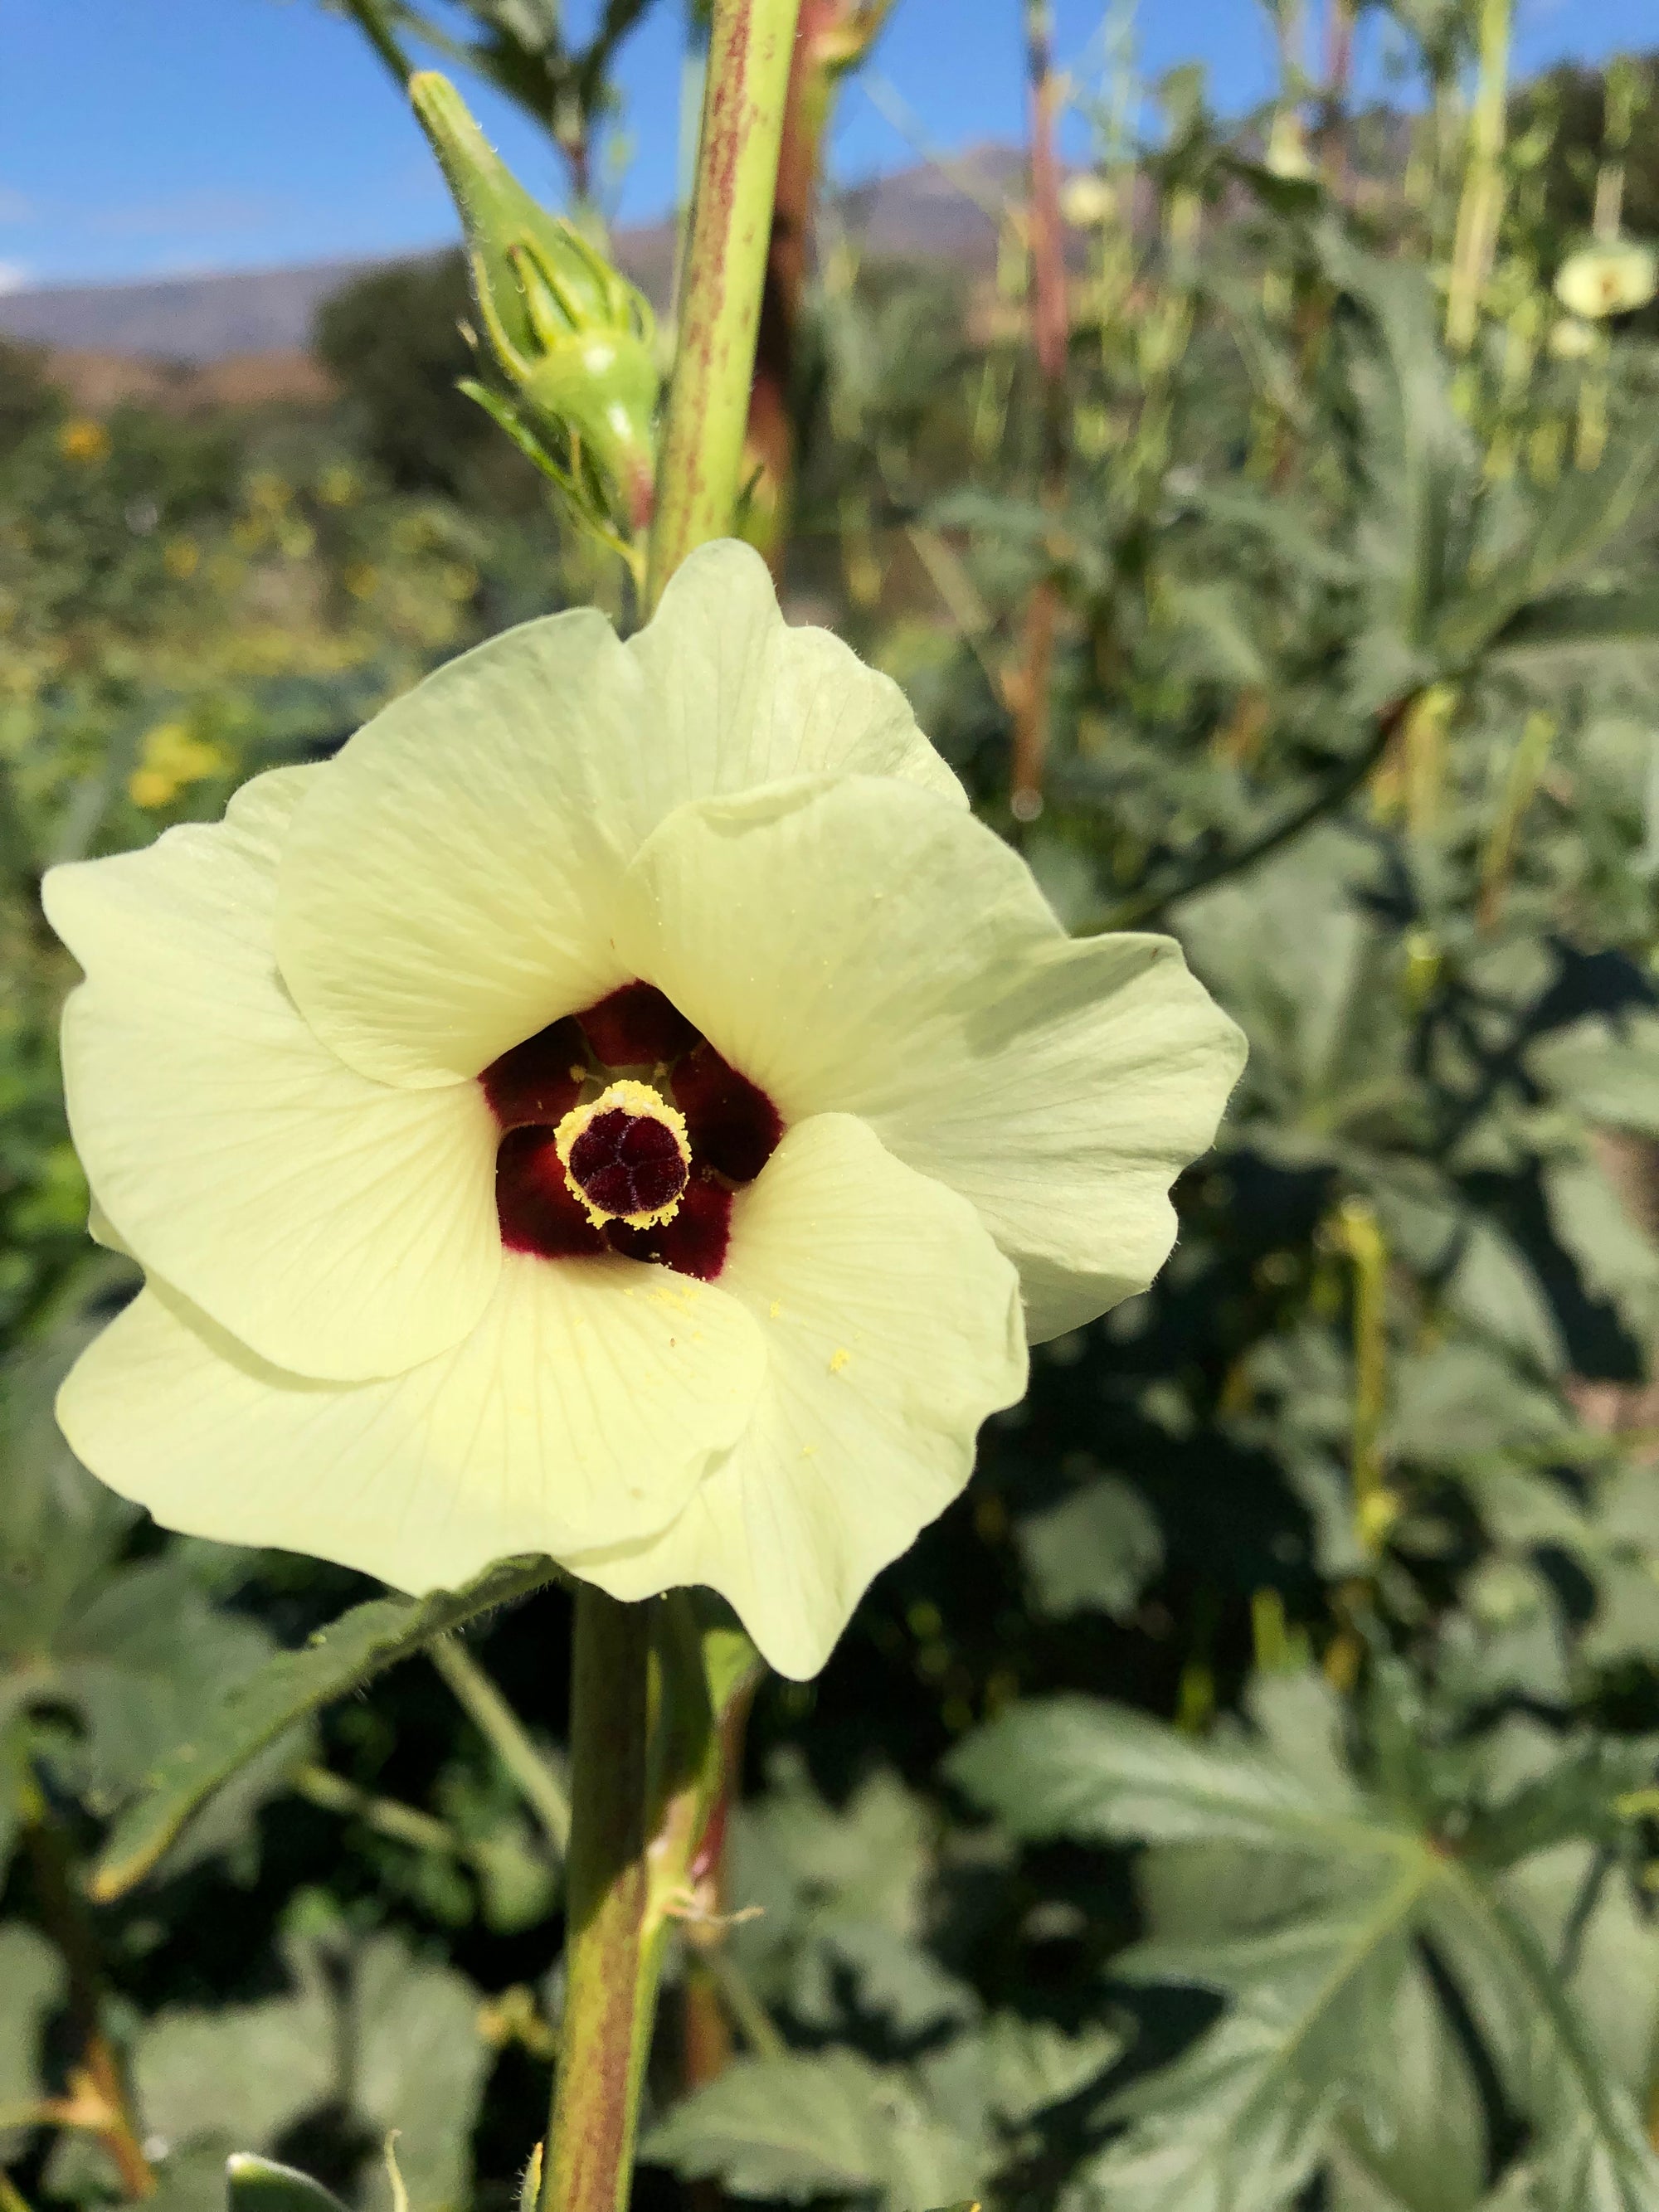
[1084,693,1413,936]
[541,1590,657,2212]
[0,2168,36,2212]
[703,1949,788,2060]
[1008,0,1068,824]
[22,1805,154,2200]
[338,0,416,87]
[646,0,803,610]
[431,1632,572,1857]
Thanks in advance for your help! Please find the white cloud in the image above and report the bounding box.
[0,262,32,295]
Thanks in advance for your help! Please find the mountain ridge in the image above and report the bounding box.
[0,151,1022,365]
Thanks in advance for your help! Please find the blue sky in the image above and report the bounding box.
[0,0,1648,293]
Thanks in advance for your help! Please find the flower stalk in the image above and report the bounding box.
[541,1589,658,2212]
[545,22,799,2183]
[22,1792,155,2200]
[1443,0,1511,356]
[747,0,892,570]
[539,1591,766,2212]
[1007,0,1068,824]
[646,0,803,610]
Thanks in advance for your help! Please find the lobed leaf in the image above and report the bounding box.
[91,1553,557,1898]
[946,1697,1404,1856]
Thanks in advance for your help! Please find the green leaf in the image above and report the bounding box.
[92,1554,557,1898]
[919,2013,1122,2135]
[1486,584,1659,668]
[1325,1958,1489,2212]
[1543,1152,1659,1340]
[1427,1868,1659,2212]
[1463,1737,1659,1869]
[1443,1221,1564,1376]
[1438,430,1659,672]
[0,1923,66,2148]
[644,2049,979,2210]
[1528,1015,1659,1140]
[134,1943,336,2158]
[946,1698,1399,1855]
[0,1318,290,1864]
[1015,1477,1164,1621]
[1078,1870,1440,2212]
[1386,1343,1573,1468]
[225,2156,352,2212]
[1318,233,1477,684]
[727,1755,961,2037]
[350,1931,492,2212]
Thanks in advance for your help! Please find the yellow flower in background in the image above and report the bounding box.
[1060,173,1115,229]
[128,722,232,810]
[1554,237,1659,321]
[58,418,111,465]
[48,542,1245,1679]
[1546,316,1598,362]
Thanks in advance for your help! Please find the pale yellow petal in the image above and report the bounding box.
[44,767,500,1383]
[275,610,640,1087]
[275,547,958,1092]
[571,1114,1026,1679]
[622,540,965,832]
[615,775,1246,1341]
[58,1252,767,1585]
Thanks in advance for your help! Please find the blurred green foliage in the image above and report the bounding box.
[10,12,1659,2212]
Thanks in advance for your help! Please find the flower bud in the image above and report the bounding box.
[409,72,659,534]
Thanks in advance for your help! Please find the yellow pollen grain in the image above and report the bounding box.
[830,1347,850,1373]
[769,1301,784,1320]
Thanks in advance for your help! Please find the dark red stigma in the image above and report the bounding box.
[479,981,781,1285]
[568,1109,688,1221]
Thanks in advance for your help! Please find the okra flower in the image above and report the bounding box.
[1554,237,1659,320]
[48,544,1243,1678]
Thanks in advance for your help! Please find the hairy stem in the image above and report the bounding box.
[646,0,803,610]
[23,1807,154,2200]
[338,0,416,86]
[541,1590,656,2212]
[1443,0,1511,355]
[745,0,834,571]
[1009,0,1068,824]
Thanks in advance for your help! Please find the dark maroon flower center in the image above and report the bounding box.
[567,1107,688,1221]
[479,982,784,1283]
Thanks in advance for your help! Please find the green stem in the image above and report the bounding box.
[432,1631,572,1857]
[1443,0,1511,355]
[0,2169,36,2212]
[1087,693,1414,935]
[541,1590,657,2212]
[645,0,802,610]
[339,0,416,86]
[22,1800,154,2200]
[293,1763,460,1856]
[703,1950,788,2059]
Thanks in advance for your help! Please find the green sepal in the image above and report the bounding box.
[225,2156,351,2212]
[409,70,659,534]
